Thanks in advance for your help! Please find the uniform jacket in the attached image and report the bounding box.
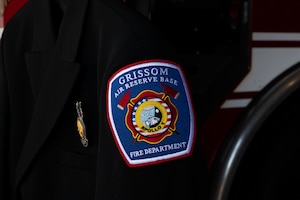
[0,0,209,199]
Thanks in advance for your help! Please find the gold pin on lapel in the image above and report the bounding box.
[76,101,88,147]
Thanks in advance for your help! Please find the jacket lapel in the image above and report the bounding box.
[16,0,89,186]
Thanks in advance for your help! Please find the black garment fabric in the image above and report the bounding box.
[0,0,209,199]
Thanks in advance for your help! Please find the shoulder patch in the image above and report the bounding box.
[107,59,195,167]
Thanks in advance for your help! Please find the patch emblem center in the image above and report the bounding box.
[126,90,178,144]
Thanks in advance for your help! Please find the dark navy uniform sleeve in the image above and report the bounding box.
[0,34,10,200]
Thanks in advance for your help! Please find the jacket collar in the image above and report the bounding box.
[16,0,89,187]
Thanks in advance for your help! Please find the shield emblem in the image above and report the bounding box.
[107,59,195,167]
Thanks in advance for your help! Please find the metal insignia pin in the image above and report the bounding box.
[76,101,88,147]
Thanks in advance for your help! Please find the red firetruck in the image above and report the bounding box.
[2,0,300,199]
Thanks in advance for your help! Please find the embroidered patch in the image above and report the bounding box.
[107,59,195,167]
